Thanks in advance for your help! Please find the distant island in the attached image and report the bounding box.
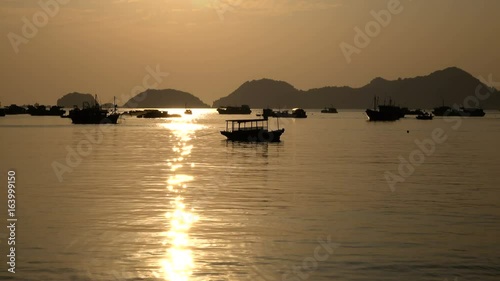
[57,92,95,107]
[122,89,210,108]
[213,67,500,109]
[52,67,499,110]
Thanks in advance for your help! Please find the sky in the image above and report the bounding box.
[1,0,499,106]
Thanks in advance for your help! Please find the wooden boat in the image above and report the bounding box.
[432,106,485,117]
[137,110,181,118]
[402,108,424,115]
[184,103,192,115]
[366,96,404,121]
[321,106,338,113]
[217,105,252,115]
[416,112,433,120]
[4,104,27,115]
[69,96,119,124]
[221,118,285,142]
[28,105,65,116]
[261,108,307,118]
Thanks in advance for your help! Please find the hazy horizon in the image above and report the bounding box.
[1,0,500,105]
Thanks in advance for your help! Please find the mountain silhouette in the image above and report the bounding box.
[212,79,299,108]
[57,92,95,107]
[122,89,210,108]
[212,67,500,109]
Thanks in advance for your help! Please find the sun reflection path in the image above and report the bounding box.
[155,121,203,281]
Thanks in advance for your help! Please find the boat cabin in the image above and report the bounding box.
[224,118,269,132]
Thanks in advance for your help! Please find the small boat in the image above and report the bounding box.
[184,103,192,115]
[123,110,145,116]
[321,106,338,113]
[27,105,65,116]
[365,96,404,121]
[217,105,252,115]
[432,106,485,117]
[261,108,307,118]
[137,110,181,118]
[4,104,27,115]
[416,112,433,120]
[401,108,424,115]
[69,95,120,124]
[221,118,285,142]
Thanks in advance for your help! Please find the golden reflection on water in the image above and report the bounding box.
[157,120,202,281]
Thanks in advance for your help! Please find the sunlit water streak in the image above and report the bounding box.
[156,121,202,281]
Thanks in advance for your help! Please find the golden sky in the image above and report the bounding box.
[1,0,499,105]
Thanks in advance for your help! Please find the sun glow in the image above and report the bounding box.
[157,119,199,281]
[162,196,199,281]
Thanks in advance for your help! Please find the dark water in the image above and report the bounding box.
[0,109,499,281]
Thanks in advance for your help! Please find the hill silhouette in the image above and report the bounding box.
[212,67,500,109]
[57,92,95,107]
[212,79,299,108]
[122,89,210,108]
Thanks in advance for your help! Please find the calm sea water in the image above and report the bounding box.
[1,109,499,281]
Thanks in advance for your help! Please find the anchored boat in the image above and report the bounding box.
[69,95,120,124]
[365,96,404,121]
[261,108,307,118]
[416,111,433,120]
[137,110,181,118]
[217,105,252,115]
[321,106,338,113]
[432,106,485,117]
[27,105,65,116]
[221,118,285,142]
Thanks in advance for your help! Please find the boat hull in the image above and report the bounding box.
[432,106,485,117]
[70,112,120,124]
[365,109,401,121]
[321,108,338,113]
[273,113,307,118]
[217,105,252,115]
[217,110,252,115]
[221,129,285,142]
[262,108,307,118]
[137,111,181,118]
[432,111,485,117]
